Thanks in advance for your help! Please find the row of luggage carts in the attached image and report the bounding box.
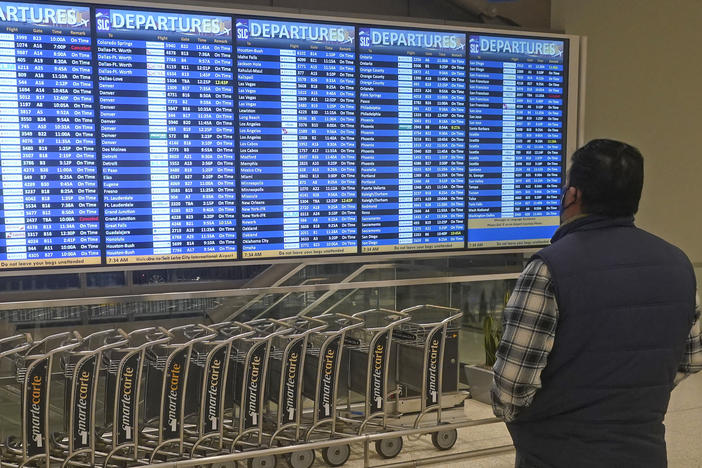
[0,305,463,468]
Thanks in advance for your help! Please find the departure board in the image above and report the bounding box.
[467,35,566,248]
[96,8,237,264]
[358,27,466,253]
[0,2,99,268]
[0,1,577,270]
[237,18,357,258]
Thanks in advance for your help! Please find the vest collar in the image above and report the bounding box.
[551,215,635,244]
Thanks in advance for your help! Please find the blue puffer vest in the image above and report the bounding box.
[507,215,696,468]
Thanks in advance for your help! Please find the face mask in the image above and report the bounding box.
[560,185,576,214]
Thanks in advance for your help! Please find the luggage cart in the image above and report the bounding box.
[98,327,171,468]
[262,316,327,468]
[140,324,217,463]
[394,305,464,451]
[300,313,363,467]
[52,329,128,468]
[1,332,81,468]
[187,322,255,459]
[335,309,411,460]
[224,319,286,468]
[0,334,33,466]
[0,334,32,359]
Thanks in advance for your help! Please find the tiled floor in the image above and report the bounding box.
[323,400,514,468]
[662,371,702,468]
[332,371,702,468]
[0,375,698,467]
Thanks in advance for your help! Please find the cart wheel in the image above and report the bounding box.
[248,455,277,468]
[375,437,403,459]
[321,444,351,467]
[431,428,458,451]
[286,449,315,468]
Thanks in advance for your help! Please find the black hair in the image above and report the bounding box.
[567,139,644,217]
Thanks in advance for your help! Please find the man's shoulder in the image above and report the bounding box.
[531,233,573,261]
[633,226,691,259]
[521,258,551,278]
[533,224,693,275]
[625,227,695,275]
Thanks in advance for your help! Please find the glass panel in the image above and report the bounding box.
[131,265,268,285]
[0,252,529,452]
[0,274,80,292]
[86,271,126,288]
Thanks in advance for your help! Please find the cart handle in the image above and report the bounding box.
[243,318,292,340]
[68,329,129,355]
[24,338,82,360]
[243,318,292,337]
[0,333,32,358]
[208,321,257,342]
[23,331,74,356]
[317,312,365,333]
[351,308,412,329]
[401,304,460,314]
[164,324,218,347]
[269,316,328,336]
[121,327,172,350]
[400,305,463,326]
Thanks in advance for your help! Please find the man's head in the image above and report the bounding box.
[560,139,644,223]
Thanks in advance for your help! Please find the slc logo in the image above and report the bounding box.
[236,20,249,40]
[95,11,110,31]
[469,38,479,54]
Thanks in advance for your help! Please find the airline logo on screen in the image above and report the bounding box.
[236,18,354,47]
[470,35,564,61]
[95,9,232,38]
[358,27,465,54]
[0,2,90,29]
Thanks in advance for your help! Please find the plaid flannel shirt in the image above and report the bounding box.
[491,259,702,422]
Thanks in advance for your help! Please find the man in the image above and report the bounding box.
[491,139,701,467]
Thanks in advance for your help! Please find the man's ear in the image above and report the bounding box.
[571,187,582,206]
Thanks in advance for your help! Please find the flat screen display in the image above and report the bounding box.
[236,18,357,259]
[0,0,574,270]
[96,8,237,264]
[0,2,99,269]
[358,27,466,253]
[466,34,567,247]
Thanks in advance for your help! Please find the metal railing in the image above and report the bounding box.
[138,417,513,468]
[298,264,397,316]
[247,277,328,321]
[0,272,521,311]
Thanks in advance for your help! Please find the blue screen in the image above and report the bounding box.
[358,27,467,253]
[96,8,237,265]
[236,19,358,259]
[467,35,566,247]
[0,1,571,269]
[0,2,99,268]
